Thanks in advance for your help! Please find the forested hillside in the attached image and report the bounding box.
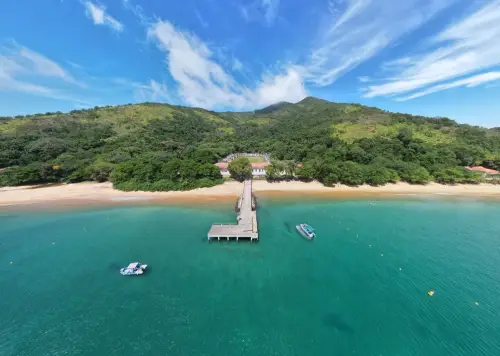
[1,97,499,189]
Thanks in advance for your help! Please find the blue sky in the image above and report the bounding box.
[1,0,499,127]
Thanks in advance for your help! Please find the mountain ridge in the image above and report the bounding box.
[1,97,499,189]
[1,97,497,131]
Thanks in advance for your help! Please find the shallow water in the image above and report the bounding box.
[1,199,500,355]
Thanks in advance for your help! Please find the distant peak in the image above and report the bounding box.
[254,101,292,114]
[298,96,330,105]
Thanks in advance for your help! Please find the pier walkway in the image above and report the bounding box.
[208,180,258,241]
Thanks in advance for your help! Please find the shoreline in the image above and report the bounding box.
[1,181,500,211]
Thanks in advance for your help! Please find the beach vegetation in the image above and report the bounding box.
[396,164,431,184]
[110,158,223,191]
[295,164,314,181]
[1,98,499,190]
[364,165,399,186]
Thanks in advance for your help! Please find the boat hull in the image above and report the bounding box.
[120,263,147,276]
[296,225,315,240]
[120,269,144,276]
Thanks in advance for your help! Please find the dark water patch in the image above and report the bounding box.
[108,263,122,271]
[322,313,355,334]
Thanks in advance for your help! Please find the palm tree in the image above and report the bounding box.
[283,160,296,179]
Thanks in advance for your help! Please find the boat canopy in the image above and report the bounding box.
[127,262,140,269]
[302,224,315,233]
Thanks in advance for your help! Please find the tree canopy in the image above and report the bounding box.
[1,97,498,190]
[228,157,252,182]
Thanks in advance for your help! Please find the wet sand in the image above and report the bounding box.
[1,180,500,210]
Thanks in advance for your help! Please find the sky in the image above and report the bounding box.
[1,0,500,127]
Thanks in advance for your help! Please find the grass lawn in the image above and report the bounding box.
[246,156,267,163]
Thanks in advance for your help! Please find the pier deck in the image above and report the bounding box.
[208,180,258,241]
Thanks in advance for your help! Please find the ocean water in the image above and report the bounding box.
[1,198,500,356]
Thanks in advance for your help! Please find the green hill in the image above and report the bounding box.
[1,97,499,189]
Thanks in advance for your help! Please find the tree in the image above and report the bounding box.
[25,138,69,162]
[346,145,371,164]
[397,127,413,147]
[338,161,365,186]
[283,160,297,179]
[296,164,314,181]
[161,159,182,180]
[432,167,480,184]
[196,163,222,180]
[265,164,279,181]
[365,165,398,186]
[398,164,430,184]
[0,165,41,186]
[110,161,136,184]
[323,173,339,187]
[228,157,252,182]
[192,149,218,164]
[86,162,115,182]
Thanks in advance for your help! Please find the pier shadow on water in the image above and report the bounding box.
[322,313,355,334]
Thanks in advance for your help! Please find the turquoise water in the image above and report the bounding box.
[1,198,500,356]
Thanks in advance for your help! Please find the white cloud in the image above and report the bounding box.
[147,20,307,109]
[232,57,244,72]
[238,0,280,26]
[396,72,500,101]
[364,0,500,99]
[194,8,209,28]
[0,43,85,102]
[357,76,370,83]
[261,0,280,26]
[301,0,455,86]
[17,47,78,84]
[254,68,307,105]
[239,6,250,22]
[122,0,149,25]
[84,2,124,32]
[112,78,170,102]
[138,80,170,102]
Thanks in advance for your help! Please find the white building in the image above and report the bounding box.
[215,162,270,177]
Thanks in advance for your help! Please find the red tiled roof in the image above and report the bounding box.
[215,162,228,169]
[251,162,270,169]
[465,166,500,174]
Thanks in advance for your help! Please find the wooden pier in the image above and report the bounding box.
[208,180,258,241]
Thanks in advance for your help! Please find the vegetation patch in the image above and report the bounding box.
[1,97,498,190]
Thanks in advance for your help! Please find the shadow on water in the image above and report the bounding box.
[322,313,355,334]
[109,263,122,271]
[284,222,293,233]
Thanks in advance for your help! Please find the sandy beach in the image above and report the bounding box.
[1,180,500,208]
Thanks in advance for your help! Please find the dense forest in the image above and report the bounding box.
[1,97,499,190]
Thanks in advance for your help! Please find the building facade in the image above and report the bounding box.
[215,162,270,177]
[216,153,271,177]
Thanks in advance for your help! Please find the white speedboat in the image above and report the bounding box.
[296,223,315,240]
[120,262,148,276]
